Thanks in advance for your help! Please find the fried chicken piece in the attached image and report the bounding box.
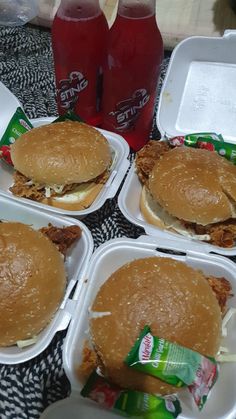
[206,276,233,314]
[10,171,45,201]
[10,169,110,202]
[40,223,82,255]
[76,344,98,382]
[208,222,236,248]
[10,171,78,202]
[184,219,236,248]
[135,140,170,184]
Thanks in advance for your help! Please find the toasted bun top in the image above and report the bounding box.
[10,121,111,185]
[90,257,221,395]
[148,147,236,225]
[0,222,66,346]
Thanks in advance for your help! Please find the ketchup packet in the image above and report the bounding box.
[169,132,236,165]
[125,326,218,410]
[81,370,181,418]
[0,107,33,165]
[196,137,236,164]
[169,132,223,147]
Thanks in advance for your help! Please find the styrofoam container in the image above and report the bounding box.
[0,82,130,217]
[118,31,236,256]
[0,82,23,140]
[40,236,236,419]
[0,195,93,364]
[158,30,236,143]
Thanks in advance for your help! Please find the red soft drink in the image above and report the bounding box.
[52,0,109,126]
[101,0,163,151]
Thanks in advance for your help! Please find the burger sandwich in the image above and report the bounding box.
[10,121,112,211]
[136,141,236,247]
[0,221,82,347]
[84,257,232,395]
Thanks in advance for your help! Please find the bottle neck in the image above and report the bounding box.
[118,0,156,18]
[59,0,102,19]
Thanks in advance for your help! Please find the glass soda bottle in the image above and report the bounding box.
[51,0,109,126]
[101,0,163,151]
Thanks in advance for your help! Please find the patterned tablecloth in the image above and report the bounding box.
[0,25,169,419]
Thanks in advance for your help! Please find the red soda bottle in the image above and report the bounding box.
[101,0,163,151]
[51,0,109,126]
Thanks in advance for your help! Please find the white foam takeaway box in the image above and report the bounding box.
[118,30,236,256]
[0,195,93,364]
[0,82,130,217]
[40,235,236,419]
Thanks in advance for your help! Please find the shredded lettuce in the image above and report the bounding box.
[17,335,38,348]
[45,186,51,198]
[52,185,64,194]
[88,310,111,319]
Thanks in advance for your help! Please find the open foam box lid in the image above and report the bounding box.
[0,82,23,140]
[157,30,236,142]
[118,29,236,257]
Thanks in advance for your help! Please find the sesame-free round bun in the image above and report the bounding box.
[90,257,221,395]
[148,147,236,226]
[10,121,111,185]
[0,222,66,346]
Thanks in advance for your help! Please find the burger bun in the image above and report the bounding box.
[148,147,236,226]
[90,257,222,395]
[10,121,111,185]
[0,222,66,346]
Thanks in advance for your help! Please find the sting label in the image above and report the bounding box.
[57,71,88,110]
[109,88,150,131]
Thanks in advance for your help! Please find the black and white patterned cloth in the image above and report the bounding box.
[0,25,170,419]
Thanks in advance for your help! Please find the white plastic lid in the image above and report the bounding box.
[40,396,119,419]
[0,82,22,139]
[157,31,236,143]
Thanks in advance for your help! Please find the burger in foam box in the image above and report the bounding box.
[40,235,236,419]
[118,30,236,256]
[0,82,130,217]
[0,194,93,364]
